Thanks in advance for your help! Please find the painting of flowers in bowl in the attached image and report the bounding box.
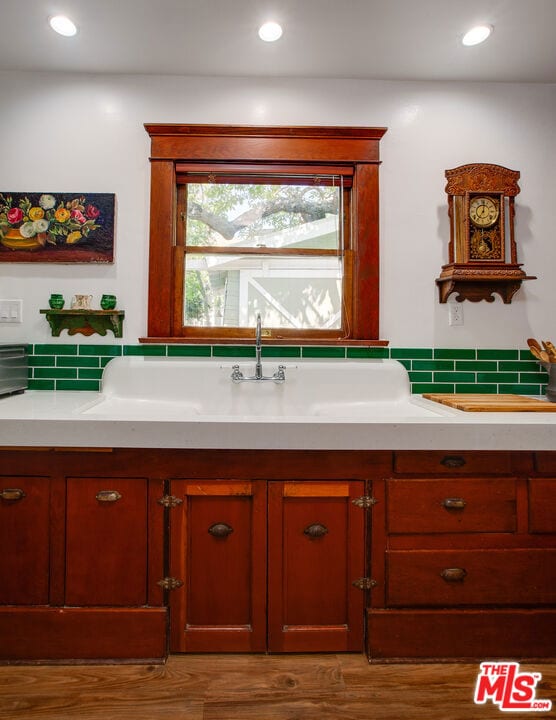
[0,192,115,262]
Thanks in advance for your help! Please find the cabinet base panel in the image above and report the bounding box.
[0,607,167,662]
[367,609,556,662]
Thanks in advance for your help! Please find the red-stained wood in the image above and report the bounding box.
[148,479,165,607]
[267,480,365,652]
[169,480,267,652]
[529,478,556,533]
[0,476,50,605]
[65,478,149,606]
[48,475,66,606]
[393,450,514,475]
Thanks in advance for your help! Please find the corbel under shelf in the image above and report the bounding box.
[40,309,125,338]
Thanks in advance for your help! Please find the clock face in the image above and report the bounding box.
[469,196,499,228]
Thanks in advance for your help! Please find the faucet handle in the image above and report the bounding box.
[273,365,286,384]
[230,364,244,383]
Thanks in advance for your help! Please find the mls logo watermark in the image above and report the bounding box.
[474,662,552,712]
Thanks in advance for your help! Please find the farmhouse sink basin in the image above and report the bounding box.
[80,356,445,419]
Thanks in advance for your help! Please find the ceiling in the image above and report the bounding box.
[1,0,555,83]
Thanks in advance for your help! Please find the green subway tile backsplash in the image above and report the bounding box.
[25,344,546,397]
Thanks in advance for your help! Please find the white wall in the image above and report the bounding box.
[0,70,554,347]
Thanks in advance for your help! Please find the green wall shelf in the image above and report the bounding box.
[40,309,125,338]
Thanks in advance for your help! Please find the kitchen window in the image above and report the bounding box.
[143,124,387,343]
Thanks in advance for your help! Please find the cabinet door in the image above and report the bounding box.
[268,480,365,652]
[0,477,50,605]
[169,480,267,652]
[65,478,148,606]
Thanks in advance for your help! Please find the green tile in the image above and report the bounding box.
[27,379,55,390]
[79,368,104,380]
[168,345,212,357]
[262,347,301,358]
[455,361,497,372]
[408,371,433,383]
[28,356,56,367]
[123,345,166,356]
[434,349,476,360]
[498,361,541,372]
[390,348,432,359]
[520,372,549,383]
[57,356,100,368]
[477,349,518,360]
[101,357,117,368]
[520,349,538,360]
[79,344,122,356]
[412,360,455,371]
[411,383,455,394]
[34,367,78,379]
[396,359,412,370]
[499,384,541,395]
[56,379,100,391]
[301,347,346,358]
[477,372,519,384]
[455,384,498,394]
[33,343,77,356]
[434,372,476,383]
[347,347,389,359]
[212,346,256,358]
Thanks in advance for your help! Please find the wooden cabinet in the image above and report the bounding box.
[168,479,366,653]
[0,450,166,662]
[368,451,556,661]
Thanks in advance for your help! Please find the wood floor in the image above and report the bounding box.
[0,654,554,720]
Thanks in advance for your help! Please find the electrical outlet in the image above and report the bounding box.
[448,302,463,326]
[0,299,23,323]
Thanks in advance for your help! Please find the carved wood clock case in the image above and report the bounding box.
[436,163,535,303]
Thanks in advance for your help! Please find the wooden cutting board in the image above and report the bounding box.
[423,393,556,412]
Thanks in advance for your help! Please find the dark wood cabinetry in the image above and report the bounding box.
[367,451,556,661]
[1,447,555,663]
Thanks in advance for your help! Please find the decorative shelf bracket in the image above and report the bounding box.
[40,309,125,338]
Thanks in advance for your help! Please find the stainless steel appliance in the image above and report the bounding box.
[0,344,28,396]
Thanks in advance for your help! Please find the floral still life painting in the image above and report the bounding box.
[0,192,115,262]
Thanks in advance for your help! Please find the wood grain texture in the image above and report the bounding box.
[424,393,556,412]
[0,654,554,720]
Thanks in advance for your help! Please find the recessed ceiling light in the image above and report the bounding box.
[462,24,493,46]
[258,21,283,42]
[49,15,78,37]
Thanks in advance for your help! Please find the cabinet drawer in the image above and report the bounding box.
[394,451,511,475]
[535,452,556,474]
[387,478,516,534]
[529,478,556,533]
[387,549,556,606]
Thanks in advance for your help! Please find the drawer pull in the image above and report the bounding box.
[440,455,466,468]
[95,490,122,503]
[208,522,234,538]
[440,567,467,582]
[304,523,329,538]
[0,488,26,502]
[442,497,467,510]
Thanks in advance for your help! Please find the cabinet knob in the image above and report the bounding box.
[440,567,467,582]
[95,490,122,503]
[208,522,234,538]
[0,488,26,502]
[440,455,466,468]
[442,497,467,510]
[303,523,329,538]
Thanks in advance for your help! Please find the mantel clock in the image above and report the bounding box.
[436,163,535,303]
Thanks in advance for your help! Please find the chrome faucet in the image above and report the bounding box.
[231,313,286,384]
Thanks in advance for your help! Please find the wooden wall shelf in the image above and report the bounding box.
[40,309,125,338]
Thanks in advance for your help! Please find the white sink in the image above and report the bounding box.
[80,356,444,419]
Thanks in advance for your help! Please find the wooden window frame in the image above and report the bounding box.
[143,124,387,344]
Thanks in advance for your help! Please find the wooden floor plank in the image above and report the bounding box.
[0,654,554,720]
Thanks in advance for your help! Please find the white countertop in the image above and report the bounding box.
[1,390,556,450]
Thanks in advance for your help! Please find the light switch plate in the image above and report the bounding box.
[0,299,23,323]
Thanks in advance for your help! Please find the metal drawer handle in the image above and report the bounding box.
[440,455,466,468]
[95,490,122,503]
[0,488,26,502]
[442,497,467,510]
[304,523,329,538]
[440,567,467,582]
[208,522,234,538]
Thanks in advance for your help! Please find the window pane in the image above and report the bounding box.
[184,254,342,330]
[186,182,341,250]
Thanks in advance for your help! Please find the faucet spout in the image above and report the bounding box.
[255,313,263,379]
[229,313,286,384]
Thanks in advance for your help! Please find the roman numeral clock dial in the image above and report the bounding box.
[436,163,535,303]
